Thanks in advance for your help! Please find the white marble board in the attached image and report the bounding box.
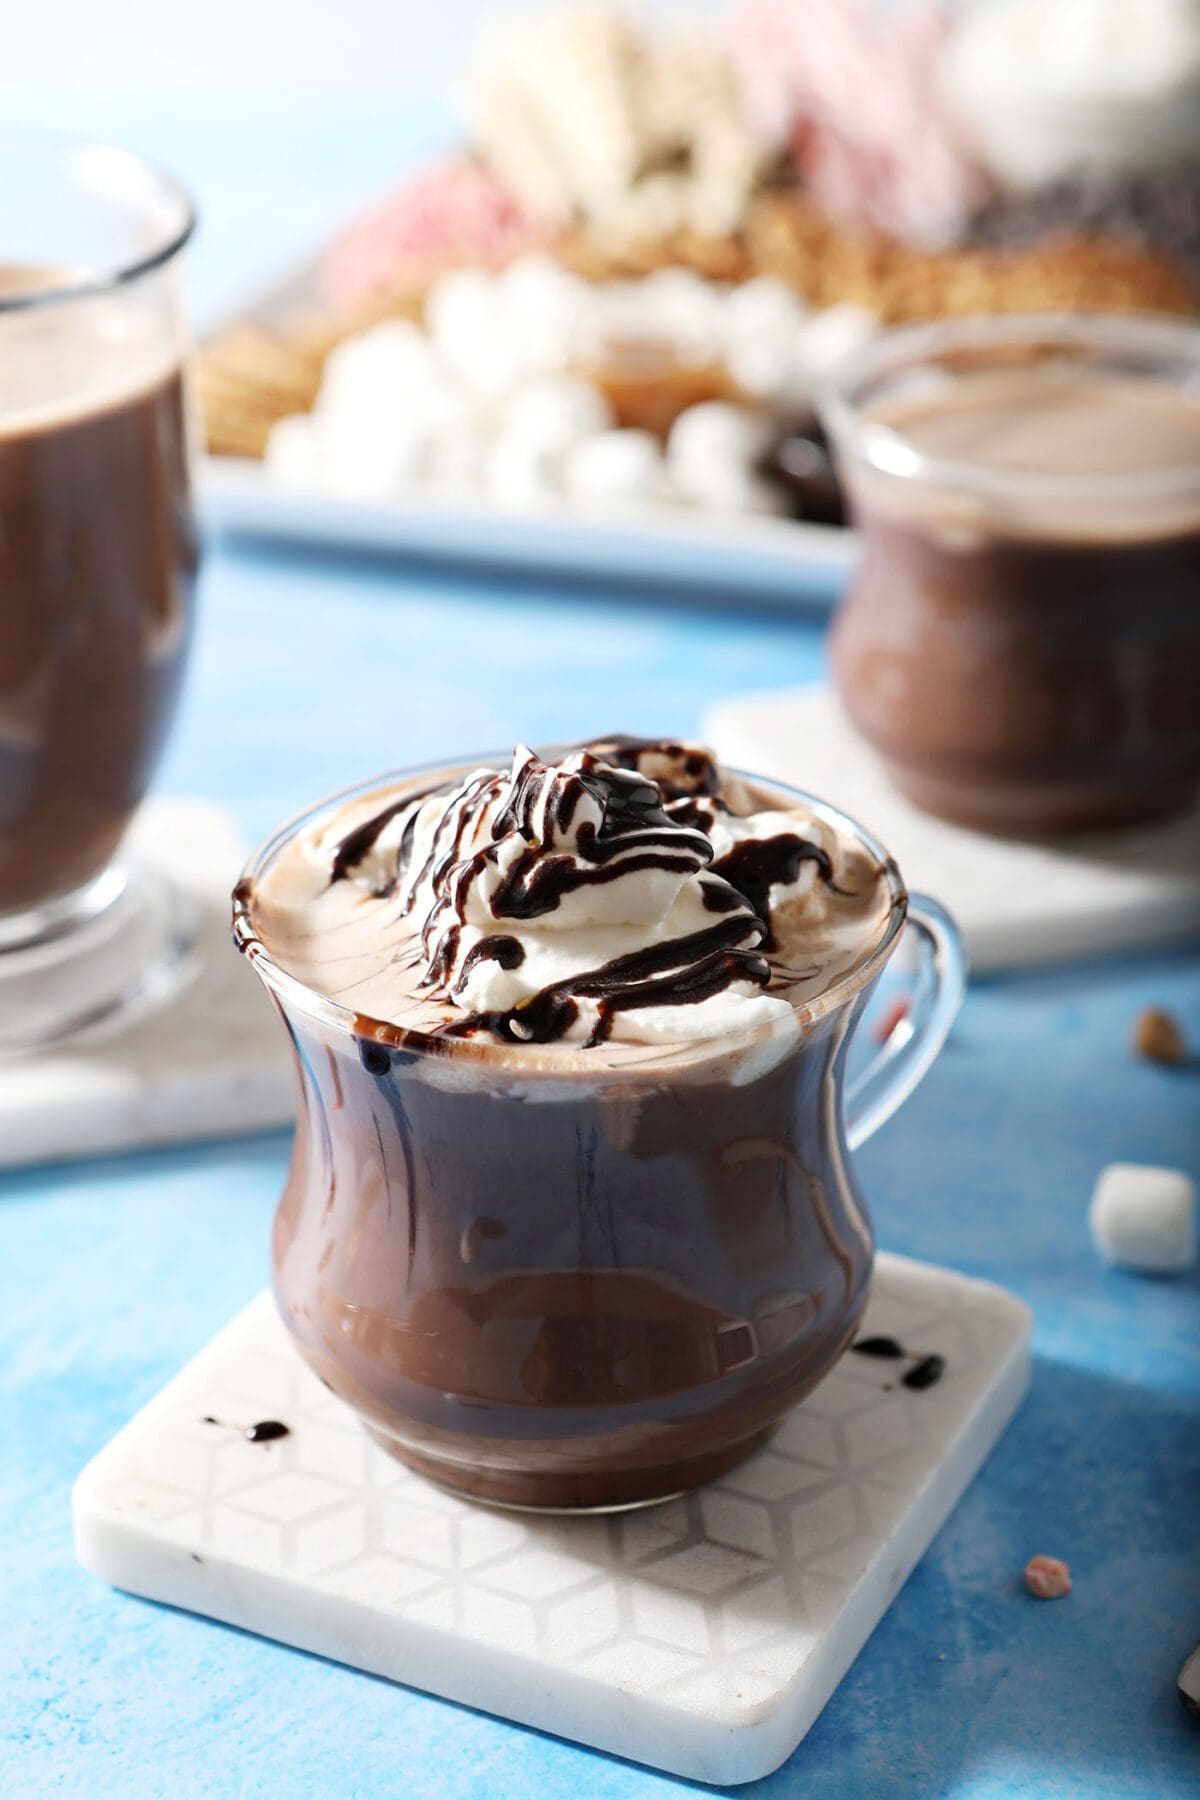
[0,800,294,1170]
[707,686,1200,973]
[73,1253,1030,1786]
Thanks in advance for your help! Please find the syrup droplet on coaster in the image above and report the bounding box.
[244,1420,291,1443]
[851,1337,947,1390]
[902,1354,946,1391]
[851,1335,905,1359]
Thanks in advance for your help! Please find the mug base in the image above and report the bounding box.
[365,1422,777,1514]
[0,859,201,1056]
[888,764,1198,839]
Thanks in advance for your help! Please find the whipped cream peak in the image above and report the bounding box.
[290,738,890,1052]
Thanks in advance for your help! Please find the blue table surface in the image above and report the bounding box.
[3,97,1200,1800]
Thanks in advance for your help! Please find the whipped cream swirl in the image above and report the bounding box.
[323,739,848,1048]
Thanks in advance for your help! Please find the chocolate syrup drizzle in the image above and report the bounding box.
[323,738,846,1047]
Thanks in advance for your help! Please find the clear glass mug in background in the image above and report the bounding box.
[821,313,1200,836]
[235,760,967,1513]
[0,131,199,1051]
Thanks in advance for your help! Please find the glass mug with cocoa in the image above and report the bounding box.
[235,738,965,1512]
[0,131,199,1050]
[822,313,1200,835]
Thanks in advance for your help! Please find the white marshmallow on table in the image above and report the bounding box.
[1088,1163,1197,1273]
[263,414,322,489]
[561,429,673,507]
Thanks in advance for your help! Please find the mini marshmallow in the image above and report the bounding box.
[795,303,878,384]
[317,320,444,421]
[670,460,786,513]
[263,414,322,489]
[425,266,524,396]
[320,410,433,500]
[501,375,614,459]
[667,403,780,512]
[668,401,772,472]
[726,335,804,405]
[637,266,727,357]
[561,429,672,506]
[723,279,811,404]
[483,434,561,506]
[725,275,810,345]
[497,254,589,371]
[1089,1162,1197,1273]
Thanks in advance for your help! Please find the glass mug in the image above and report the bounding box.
[235,760,966,1512]
[0,131,199,1051]
[821,312,1200,836]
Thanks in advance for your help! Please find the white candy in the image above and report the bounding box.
[796,303,878,381]
[320,411,433,500]
[668,401,771,472]
[316,320,444,421]
[560,429,671,506]
[725,276,810,344]
[1088,1163,1197,1273]
[722,278,811,404]
[425,266,525,397]
[671,461,786,513]
[483,434,561,507]
[501,375,613,459]
[636,267,726,358]
[725,337,794,405]
[497,255,589,371]
[666,403,779,511]
[263,414,321,489]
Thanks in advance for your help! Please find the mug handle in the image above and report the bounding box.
[844,893,967,1152]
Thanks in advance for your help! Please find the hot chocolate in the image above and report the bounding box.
[0,274,197,917]
[241,739,904,1508]
[825,318,1200,834]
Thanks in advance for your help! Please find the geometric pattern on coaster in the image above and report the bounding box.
[73,1253,1030,1785]
[706,685,1200,974]
[0,799,294,1170]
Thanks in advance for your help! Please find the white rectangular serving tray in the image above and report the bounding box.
[75,1253,1029,1786]
[201,456,857,605]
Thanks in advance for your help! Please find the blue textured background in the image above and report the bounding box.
[2,83,1199,1800]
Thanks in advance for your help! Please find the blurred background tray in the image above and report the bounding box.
[200,457,857,604]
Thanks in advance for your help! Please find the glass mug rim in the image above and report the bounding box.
[0,126,196,316]
[818,308,1200,505]
[233,751,910,1067]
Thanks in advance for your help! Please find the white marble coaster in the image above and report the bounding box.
[73,1253,1030,1786]
[0,800,293,1170]
[707,686,1200,973]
